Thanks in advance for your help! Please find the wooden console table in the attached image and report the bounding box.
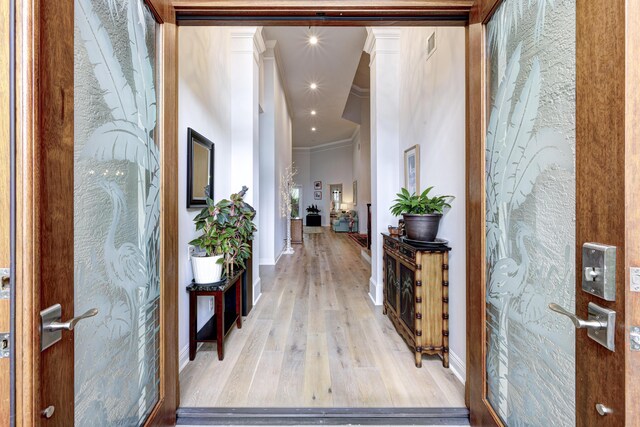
[382,233,451,368]
[187,268,244,361]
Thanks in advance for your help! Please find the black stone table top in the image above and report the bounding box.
[186,268,245,292]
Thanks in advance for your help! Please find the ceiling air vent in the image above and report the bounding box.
[426,30,437,61]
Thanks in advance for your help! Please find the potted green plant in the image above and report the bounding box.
[390,187,453,242]
[189,186,257,283]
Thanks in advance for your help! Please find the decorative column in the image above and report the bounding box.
[230,27,265,301]
[364,28,401,305]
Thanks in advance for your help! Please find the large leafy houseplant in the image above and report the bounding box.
[390,187,452,216]
[390,187,453,242]
[190,186,257,282]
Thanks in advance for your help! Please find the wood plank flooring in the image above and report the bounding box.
[179,227,465,408]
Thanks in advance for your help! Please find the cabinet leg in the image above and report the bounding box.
[189,292,196,361]
[383,305,387,315]
[443,350,449,368]
[236,277,242,329]
[216,295,224,361]
[415,351,422,368]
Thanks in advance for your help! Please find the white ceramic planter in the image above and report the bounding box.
[191,254,224,284]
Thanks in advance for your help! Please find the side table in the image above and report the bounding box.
[306,214,321,227]
[187,269,244,361]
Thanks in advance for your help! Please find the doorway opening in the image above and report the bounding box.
[176,22,467,421]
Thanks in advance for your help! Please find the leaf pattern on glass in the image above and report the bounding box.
[74,0,160,424]
[487,0,557,55]
[485,0,576,425]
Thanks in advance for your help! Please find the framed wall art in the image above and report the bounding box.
[404,145,420,195]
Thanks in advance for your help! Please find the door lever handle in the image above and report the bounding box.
[548,303,606,330]
[45,308,98,332]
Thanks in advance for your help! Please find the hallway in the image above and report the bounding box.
[179,228,465,408]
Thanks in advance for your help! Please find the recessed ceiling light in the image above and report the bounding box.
[311,127,317,132]
[310,83,318,90]
[309,35,318,45]
[311,110,317,116]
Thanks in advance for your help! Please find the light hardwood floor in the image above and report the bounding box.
[179,227,465,407]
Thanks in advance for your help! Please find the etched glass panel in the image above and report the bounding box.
[74,0,159,425]
[485,0,576,425]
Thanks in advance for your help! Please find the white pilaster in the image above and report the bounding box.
[230,27,265,299]
[364,28,401,305]
[259,40,277,265]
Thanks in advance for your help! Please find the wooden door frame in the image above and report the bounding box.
[466,0,640,425]
[13,0,178,425]
[12,0,640,426]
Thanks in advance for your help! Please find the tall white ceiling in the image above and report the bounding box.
[262,27,367,148]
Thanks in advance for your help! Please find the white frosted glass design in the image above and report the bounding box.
[485,0,576,426]
[74,0,159,425]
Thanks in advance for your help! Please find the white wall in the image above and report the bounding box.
[308,142,354,226]
[293,149,312,216]
[399,26,467,382]
[178,27,232,369]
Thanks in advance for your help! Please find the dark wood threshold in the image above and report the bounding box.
[176,407,470,425]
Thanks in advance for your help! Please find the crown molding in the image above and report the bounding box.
[293,136,355,153]
[364,27,401,65]
[350,84,370,98]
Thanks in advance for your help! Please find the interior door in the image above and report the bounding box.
[15,0,178,425]
[467,0,640,425]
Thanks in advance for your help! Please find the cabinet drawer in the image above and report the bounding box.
[398,244,416,262]
[383,236,399,252]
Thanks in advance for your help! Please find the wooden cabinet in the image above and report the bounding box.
[382,233,451,368]
[291,218,303,244]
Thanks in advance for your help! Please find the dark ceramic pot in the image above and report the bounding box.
[402,213,442,242]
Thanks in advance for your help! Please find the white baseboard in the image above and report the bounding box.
[259,247,284,266]
[179,344,189,372]
[369,277,383,306]
[360,249,371,264]
[449,350,466,385]
[253,277,262,305]
[274,249,283,265]
[179,342,203,373]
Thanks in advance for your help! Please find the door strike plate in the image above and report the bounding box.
[0,268,9,300]
[0,333,9,358]
[631,327,640,351]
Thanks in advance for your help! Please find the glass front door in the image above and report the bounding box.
[73,0,160,424]
[485,0,576,425]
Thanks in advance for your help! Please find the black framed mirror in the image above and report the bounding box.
[187,127,215,208]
